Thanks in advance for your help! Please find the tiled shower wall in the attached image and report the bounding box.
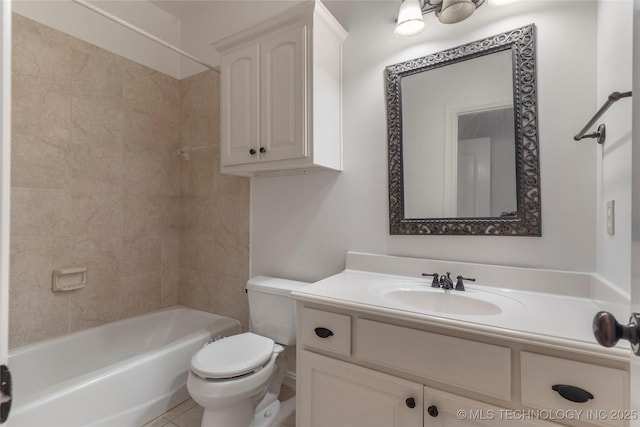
[9,15,250,348]
[178,71,250,329]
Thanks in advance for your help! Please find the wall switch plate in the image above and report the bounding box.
[606,200,615,236]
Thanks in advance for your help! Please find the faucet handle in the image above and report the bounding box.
[455,276,476,291]
[422,272,440,287]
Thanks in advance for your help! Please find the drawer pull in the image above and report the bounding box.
[551,384,594,403]
[405,397,416,409]
[427,405,439,417]
[314,327,334,339]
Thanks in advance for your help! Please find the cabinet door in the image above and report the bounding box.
[298,351,423,427]
[424,387,561,427]
[220,43,260,166]
[260,22,307,162]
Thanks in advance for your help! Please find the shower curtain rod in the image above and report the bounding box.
[71,0,215,70]
[177,144,217,160]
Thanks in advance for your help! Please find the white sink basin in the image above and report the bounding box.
[374,284,523,316]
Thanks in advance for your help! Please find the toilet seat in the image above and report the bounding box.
[191,332,275,379]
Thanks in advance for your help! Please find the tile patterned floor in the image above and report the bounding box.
[142,385,295,427]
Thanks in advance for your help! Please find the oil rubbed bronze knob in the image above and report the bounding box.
[249,148,256,155]
[405,398,416,409]
[259,147,266,153]
[427,405,439,417]
[593,311,640,355]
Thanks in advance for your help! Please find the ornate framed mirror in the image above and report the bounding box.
[385,24,541,236]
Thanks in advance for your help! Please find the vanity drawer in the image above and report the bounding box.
[521,352,628,427]
[355,318,511,400]
[300,307,351,356]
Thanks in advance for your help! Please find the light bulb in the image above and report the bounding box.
[395,0,425,37]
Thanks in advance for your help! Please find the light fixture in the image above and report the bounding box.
[438,0,476,24]
[395,0,485,36]
[394,0,425,37]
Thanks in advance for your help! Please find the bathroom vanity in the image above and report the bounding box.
[291,253,630,427]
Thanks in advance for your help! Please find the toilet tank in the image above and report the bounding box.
[246,276,309,345]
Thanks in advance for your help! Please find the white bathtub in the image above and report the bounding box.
[7,306,241,427]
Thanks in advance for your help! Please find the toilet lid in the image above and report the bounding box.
[191,332,275,379]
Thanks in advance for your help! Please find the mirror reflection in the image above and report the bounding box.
[402,50,516,219]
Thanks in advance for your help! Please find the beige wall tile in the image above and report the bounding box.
[69,191,123,239]
[180,232,215,274]
[12,133,69,189]
[178,269,212,312]
[161,266,179,308]
[124,150,175,196]
[9,289,69,348]
[69,97,123,193]
[123,61,179,126]
[70,237,122,285]
[122,272,162,317]
[69,281,123,332]
[212,274,249,330]
[183,196,214,235]
[123,235,162,277]
[13,14,72,94]
[71,45,123,108]
[123,193,166,239]
[10,17,182,348]
[10,238,73,295]
[13,79,71,144]
[12,188,75,239]
[124,108,172,156]
[177,69,250,326]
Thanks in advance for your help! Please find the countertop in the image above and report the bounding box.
[291,269,630,362]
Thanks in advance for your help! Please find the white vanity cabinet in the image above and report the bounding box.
[299,350,423,427]
[295,303,628,427]
[423,388,560,427]
[214,1,347,176]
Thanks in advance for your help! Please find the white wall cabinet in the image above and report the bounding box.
[296,303,628,427]
[215,1,347,176]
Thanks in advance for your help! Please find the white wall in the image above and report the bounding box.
[251,1,599,283]
[596,0,633,296]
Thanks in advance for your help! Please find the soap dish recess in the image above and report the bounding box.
[52,267,87,292]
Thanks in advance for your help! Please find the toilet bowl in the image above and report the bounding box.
[187,276,309,427]
[187,333,285,427]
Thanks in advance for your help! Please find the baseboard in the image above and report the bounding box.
[282,370,296,390]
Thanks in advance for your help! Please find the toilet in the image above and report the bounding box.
[187,276,308,427]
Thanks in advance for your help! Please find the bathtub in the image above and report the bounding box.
[7,306,241,427]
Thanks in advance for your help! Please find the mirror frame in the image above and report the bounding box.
[385,24,541,236]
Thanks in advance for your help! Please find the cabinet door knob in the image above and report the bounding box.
[551,384,594,403]
[249,148,256,155]
[405,397,416,409]
[427,405,439,417]
[314,327,334,338]
[259,147,266,153]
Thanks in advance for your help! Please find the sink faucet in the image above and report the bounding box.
[421,272,475,291]
[439,272,454,290]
